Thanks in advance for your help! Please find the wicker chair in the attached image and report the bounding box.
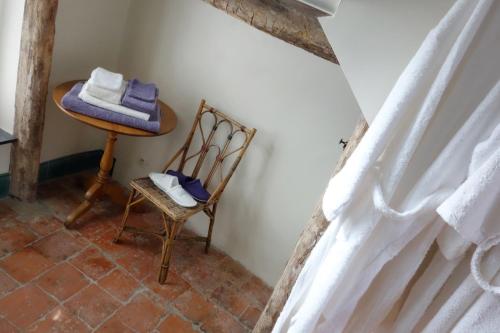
[114,99,256,284]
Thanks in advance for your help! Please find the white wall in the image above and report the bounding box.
[0,0,24,173]
[0,0,132,173]
[114,0,360,285]
[41,0,132,162]
[321,0,456,123]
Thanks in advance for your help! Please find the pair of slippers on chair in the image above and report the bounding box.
[149,170,210,207]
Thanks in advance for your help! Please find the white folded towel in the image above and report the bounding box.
[89,67,123,91]
[86,67,126,104]
[79,83,150,121]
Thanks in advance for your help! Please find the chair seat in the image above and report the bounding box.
[130,177,206,221]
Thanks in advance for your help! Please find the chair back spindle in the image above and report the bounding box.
[163,100,256,205]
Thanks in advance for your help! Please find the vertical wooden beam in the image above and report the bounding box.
[253,118,369,332]
[9,0,59,201]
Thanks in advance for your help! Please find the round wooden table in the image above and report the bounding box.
[53,80,177,226]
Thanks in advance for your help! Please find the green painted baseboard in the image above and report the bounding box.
[0,150,104,198]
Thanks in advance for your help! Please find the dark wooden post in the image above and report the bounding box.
[9,0,59,201]
[253,118,369,332]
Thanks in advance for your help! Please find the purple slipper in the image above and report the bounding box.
[166,170,211,203]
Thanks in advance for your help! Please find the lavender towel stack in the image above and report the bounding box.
[122,79,159,115]
[62,82,161,133]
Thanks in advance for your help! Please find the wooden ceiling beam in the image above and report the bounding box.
[202,0,338,64]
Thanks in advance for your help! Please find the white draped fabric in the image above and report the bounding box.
[273,0,500,331]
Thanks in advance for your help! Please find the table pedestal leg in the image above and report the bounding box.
[65,131,117,227]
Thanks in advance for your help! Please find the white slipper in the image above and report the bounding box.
[149,173,197,208]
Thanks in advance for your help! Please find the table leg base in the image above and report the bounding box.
[64,131,117,227]
[65,200,93,227]
[65,181,104,227]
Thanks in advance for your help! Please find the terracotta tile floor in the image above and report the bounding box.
[0,173,272,332]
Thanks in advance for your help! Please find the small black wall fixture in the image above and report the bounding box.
[0,129,17,146]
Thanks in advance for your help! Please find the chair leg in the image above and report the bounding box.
[205,205,217,254]
[113,188,136,243]
[158,219,182,284]
[205,217,215,254]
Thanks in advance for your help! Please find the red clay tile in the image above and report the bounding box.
[0,201,16,220]
[123,212,161,230]
[70,247,115,280]
[240,306,261,329]
[181,263,222,295]
[75,211,119,242]
[93,230,136,258]
[65,285,120,328]
[90,196,124,219]
[0,248,54,283]
[211,282,250,317]
[37,181,69,198]
[0,284,57,330]
[173,289,217,323]
[217,257,252,286]
[0,318,18,333]
[0,175,277,333]
[115,293,165,332]
[202,247,227,268]
[32,230,86,262]
[158,314,197,333]
[26,216,63,237]
[171,239,227,275]
[40,189,81,219]
[0,270,18,296]
[37,262,89,301]
[98,269,139,302]
[0,220,37,256]
[201,307,247,333]
[143,269,189,303]
[170,245,200,275]
[95,316,135,333]
[134,233,163,254]
[241,276,272,307]
[116,248,155,281]
[27,306,90,333]
[8,201,52,224]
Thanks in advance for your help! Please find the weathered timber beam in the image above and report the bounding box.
[202,0,338,64]
[253,117,369,332]
[9,0,59,201]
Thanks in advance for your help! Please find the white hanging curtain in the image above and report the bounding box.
[273,0,500,331]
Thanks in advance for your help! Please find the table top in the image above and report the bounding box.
[53,80,177,137]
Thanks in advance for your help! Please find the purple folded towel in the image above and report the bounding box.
[122,79,158,114]
[61,82,161,133]
[128,79,158,102]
